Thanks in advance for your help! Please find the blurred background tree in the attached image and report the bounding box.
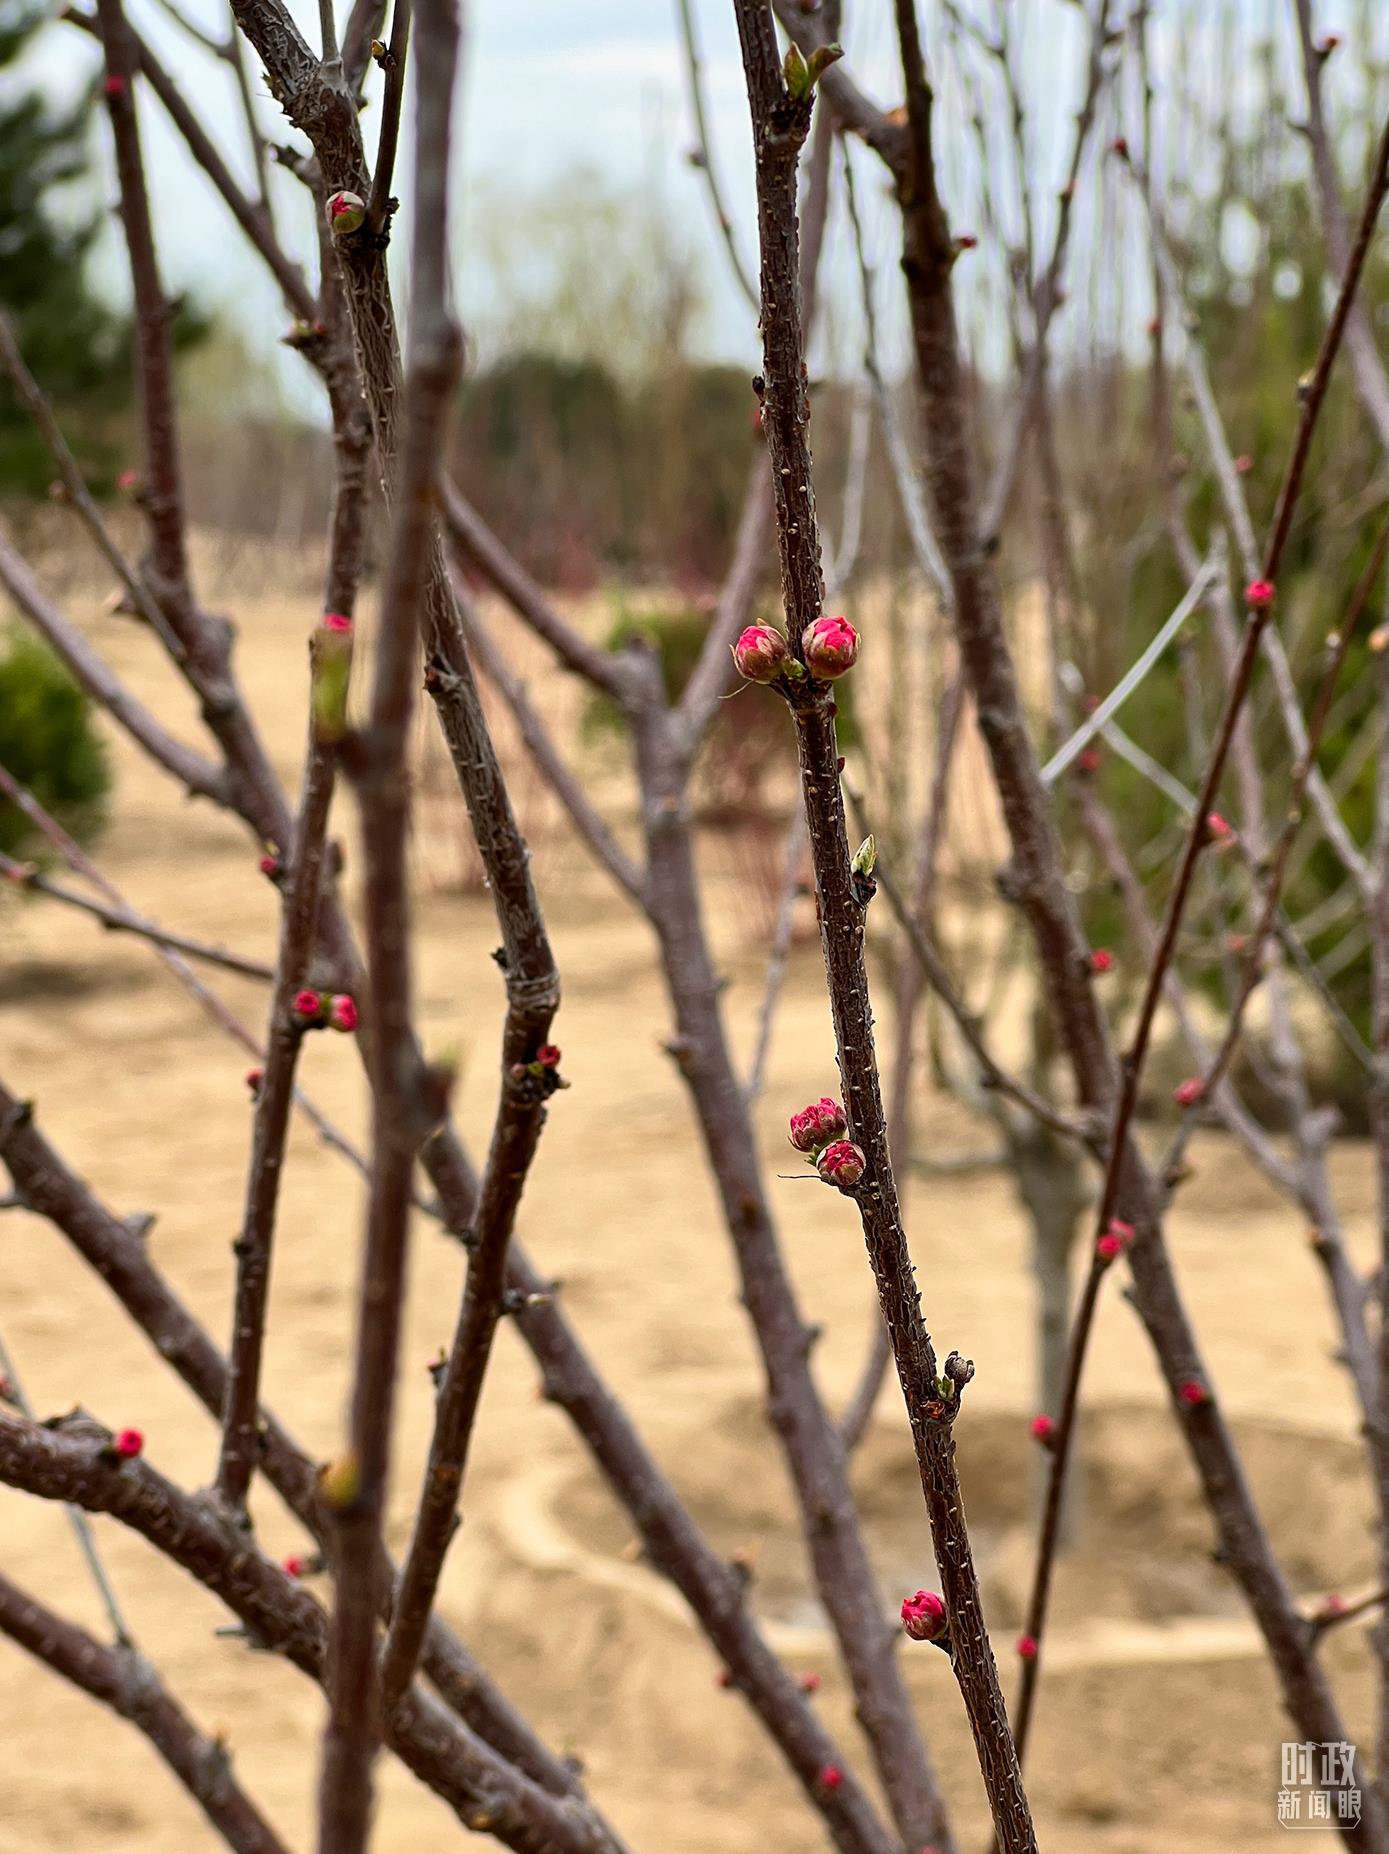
[0,1,131,494]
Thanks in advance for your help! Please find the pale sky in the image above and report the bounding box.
[15,0,1385,419]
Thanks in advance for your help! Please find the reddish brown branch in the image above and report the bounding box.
[732,7,1033,1846]
[319,2,463,1839]
[215,678,342,1517]
[1011,109,1389,1769]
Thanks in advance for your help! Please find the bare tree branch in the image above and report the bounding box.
[732,8,1034,1845]
[0,1570,289,1854]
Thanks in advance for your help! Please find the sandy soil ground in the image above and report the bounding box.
[0,538,1377,1852]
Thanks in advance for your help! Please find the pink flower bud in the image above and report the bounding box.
[1178,1378,1208,1407]
[819,1765,844,1791]
[788,1096,848,1152]
[1319,32,1341,55]
[900,1589,948,1643]
[117,468,139,492]
[802,614,860,681]
[714,1667,733,1689]
[113,1428,143,1459]
[1234,453,1254,475]
[245,1067,263,1096]
[103,74,127,98]
[283,1554,306,1578]
[1030,1414,1055,1444]
[328,994,358,1034]
[322,612,353,633]
[293,989,323,1024]
[535,1044,562,1069]
[1322,1592,1347,1616]
[1245,578,1276,610]
[259,853,281,879]
[798,1671,821,1694]
[1089,949,1113,974]
[1205,811,1234,846]
[1077,747,1101,775]
[732,624,788,684]
[816,1139,866,1191]
[1097,1216,1134,1261]
[326,190,367,237]
[1016,1634,1038,1660]
[1146,316,1162,339]
[1110,136,1129,159]
[954,232,978,251]
[1173,1077,1203,1108]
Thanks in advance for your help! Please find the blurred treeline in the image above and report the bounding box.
[5,2,1389,1071]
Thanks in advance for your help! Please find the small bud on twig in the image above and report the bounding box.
[900,1588,948,1644]
[326,190,366,237]
[802,614,860,680]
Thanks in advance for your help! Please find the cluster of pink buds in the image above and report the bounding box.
[900,1589,948,1645]
[1030,1413,1055,1446]
[509,1044,568,1099]
[1244,578,1276,610]
[733,624,789,684]
[112,1428,143,1460]
[789,1097,864,1192]
[1172,1076,1204,1109]
[789,1096,848,1152]
[1096,1217,1134,1262]
[802,614,860,681]
[1088,948,1114,975]
[292,989,358,1034]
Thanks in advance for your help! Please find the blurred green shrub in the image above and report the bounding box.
[0,631,110,858]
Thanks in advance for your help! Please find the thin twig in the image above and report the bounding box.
[0,1569,289,1854]
[0,1329,134,1648]
[366,0,411,234]
[674,0,759,308]
[745,808,807,1102]
[0,853,273,981]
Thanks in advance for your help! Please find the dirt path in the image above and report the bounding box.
[0,546,1371,1850]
